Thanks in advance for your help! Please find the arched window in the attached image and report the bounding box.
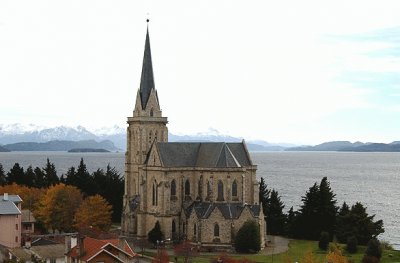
[194,223,197,236]
[232,180,238,197]
[152,183,156,206]
[171,179,176,196]
[198,180,201,196]
[207,180,212,197]
[185,179,190,196]
[150,108,154,117]
[217,180,224,201]
[172,220,176,233]
[214,223,219,237]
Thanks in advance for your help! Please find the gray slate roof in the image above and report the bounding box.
[0,201,21,215]
[0,195,22,203]
[156,142,252,168]
[0,199,21,215]
[139,27,155,109]
[185,202,261,219]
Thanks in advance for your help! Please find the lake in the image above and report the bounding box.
[0,151,398,249]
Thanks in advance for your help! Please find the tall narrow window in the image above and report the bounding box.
[149,131,153,145]
[194,223,197,236]
[172,220,176,233]
[150,108,154,117]
[207,180,212,197]
[152,183,156,206]
[217,180,224,201]
[185,179,190,196]
[198,180,201,197]
[232,180,238,197]
[214,224,219,237]
[171,179,176,196]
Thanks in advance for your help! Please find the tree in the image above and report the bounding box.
[300,250,319,263]
[7,163,25,185]
[24,166,35,187]
[285,206,297,237]
[35,184,83,232]
[336,202,384,245]
[295,177,338,240]
[43,159,59,186]
[365,239,382,259]
[33,167,45,188]
[259,177,270,217]
[234,220,261,253]
[173,240,199,263]
[148,221,164,245]
[319,231,330,250]
[267,189,286,235]
[0,183,45,209]
[152,247,170,263]
[0,164,6,186]
[346,236,358,253]
[326,246,349,263]
[74,195,112,231]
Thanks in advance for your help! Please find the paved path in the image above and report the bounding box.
[261,235,290,255]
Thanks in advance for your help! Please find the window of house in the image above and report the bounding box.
[16,224,18,230]
[171,179,176,196]
[15,236,18,243]
[232,180,238,197]
[214,224,219,237]
[217,180,224,201]
[185,179,190,196]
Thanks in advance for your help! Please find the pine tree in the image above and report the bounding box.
[43,159,59,186]
[24,166,35,187]
[148,221,164,245]
[267,189,286,235]
[296,182,320,239]
[0,164,6,186]
[33,167,45,188]
[7,163,25,185]
[234,220,261,253]
[259,177,270,216]
[317,177,337,238]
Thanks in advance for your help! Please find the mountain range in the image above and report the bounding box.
[0,124,288,152]
[286,141,400,152]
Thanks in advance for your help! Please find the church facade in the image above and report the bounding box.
[121,26,266,249]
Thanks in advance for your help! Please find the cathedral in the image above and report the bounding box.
[121,24,266,249]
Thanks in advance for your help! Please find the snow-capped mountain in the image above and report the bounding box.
[0,123,290,151]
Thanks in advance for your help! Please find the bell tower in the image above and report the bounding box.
[122,21,168,236]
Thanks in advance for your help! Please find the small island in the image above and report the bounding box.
[67,148,110,153]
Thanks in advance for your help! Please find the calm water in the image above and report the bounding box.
[0,151,398,249]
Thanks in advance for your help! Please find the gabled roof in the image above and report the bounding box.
[66,236,136,262]
[32,238,58,246]
[185,202,261,219]
[0,199,21,215]
[155,142,252,168]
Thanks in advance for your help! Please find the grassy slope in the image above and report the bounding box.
[143,240,400,263]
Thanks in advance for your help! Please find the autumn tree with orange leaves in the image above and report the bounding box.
[34,184,83,232]
[0,183,45,209]
[174,240,199,263]
[326,246,349,263]
[74,194,112,231]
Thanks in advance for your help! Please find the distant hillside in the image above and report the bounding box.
[340,143,400,152]
[0,145,11,152]
[286,141,366,151]
[3,140,118,152]
[287,141,400,152]
[68,148,110,153]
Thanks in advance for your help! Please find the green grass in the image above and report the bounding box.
[143,240,400,263]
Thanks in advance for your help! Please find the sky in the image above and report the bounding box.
[1,0,400,145]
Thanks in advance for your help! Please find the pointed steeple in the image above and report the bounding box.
[139,20,155,109]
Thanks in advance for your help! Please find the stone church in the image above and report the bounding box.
[121,24,266,249]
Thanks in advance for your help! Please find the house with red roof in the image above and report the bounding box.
[65,236,136,263]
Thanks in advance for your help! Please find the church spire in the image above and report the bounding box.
[139,20,155,109]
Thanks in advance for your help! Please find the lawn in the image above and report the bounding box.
[142,240,400,263]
